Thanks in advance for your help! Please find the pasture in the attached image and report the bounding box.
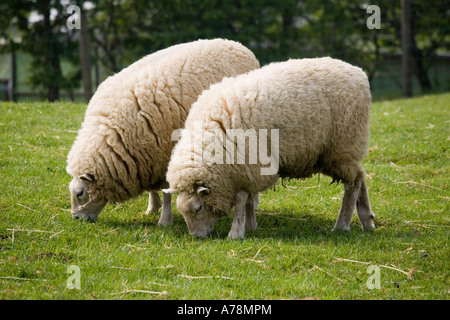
[0,93,448,299]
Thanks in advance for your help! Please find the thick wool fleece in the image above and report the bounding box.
[166,57,371,215]
[67,39,260,203]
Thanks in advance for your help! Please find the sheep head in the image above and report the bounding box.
[163,186,222,238]
[69,173,107,221]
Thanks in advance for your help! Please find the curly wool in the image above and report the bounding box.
[166,57,371,215]
[67,39,260,203]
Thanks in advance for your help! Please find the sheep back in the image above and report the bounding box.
[167,57,371,214]
[67,39,260,203]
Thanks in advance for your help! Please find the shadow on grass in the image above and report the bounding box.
[74,196,430,246]
[210,209,366,242]
[89,206,421,245]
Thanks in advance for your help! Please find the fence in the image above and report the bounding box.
[1,49,449,102]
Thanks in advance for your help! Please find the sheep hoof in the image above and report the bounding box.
[158,217,173,227]
[145,208,159,215]
[362,221,375,231]
[228,230,245,240]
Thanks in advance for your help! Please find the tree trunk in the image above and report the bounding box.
[42,0,60,102]
[47,53,61,102]
[411,12,432,93]
[79,10,92,102]
[401,0,412,97]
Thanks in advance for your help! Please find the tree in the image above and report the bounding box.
[410,0,450,93]
[1,0,80,101]
[2,0,447,100]
[375,0,449,94]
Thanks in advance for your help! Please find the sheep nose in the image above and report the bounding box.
[71,213,80,219]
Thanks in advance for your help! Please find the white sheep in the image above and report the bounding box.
[164,57,375,238]
[66,39,260,224]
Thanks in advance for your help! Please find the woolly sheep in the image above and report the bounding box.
[66,39,260,224]
[164,57,375,238]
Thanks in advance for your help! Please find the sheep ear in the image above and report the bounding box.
[162,188,179,195]
[79,173,95,183]
[196,186,210,195]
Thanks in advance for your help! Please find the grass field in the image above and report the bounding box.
[0,93,449,300]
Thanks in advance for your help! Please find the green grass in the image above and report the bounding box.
[0,93,449,300]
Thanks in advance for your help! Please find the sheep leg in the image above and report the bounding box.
[228,190,249,239]
[253,193,260,211]
[333,181,360,231]
[356,179,375,231]
[245,193,258,231]
[145,191,161,215]
[158,192,173,227]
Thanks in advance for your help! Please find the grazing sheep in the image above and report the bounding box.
[164,57,375,238]
[66,39,260,223]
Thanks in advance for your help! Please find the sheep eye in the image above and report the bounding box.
[195,205,202,214]
[76,190,84,199]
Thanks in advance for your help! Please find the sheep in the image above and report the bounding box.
[164,57,375,239]
[66,38,260,224]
